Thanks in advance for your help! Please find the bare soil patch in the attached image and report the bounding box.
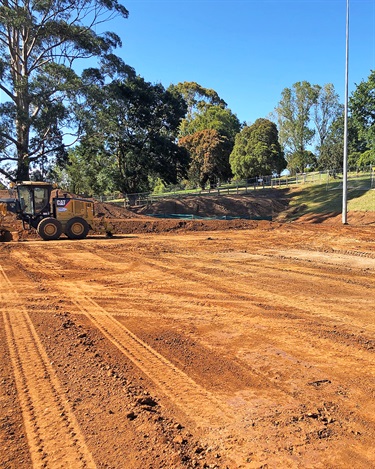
[1,219,375,468]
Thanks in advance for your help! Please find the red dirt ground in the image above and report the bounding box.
[1,191,375,468]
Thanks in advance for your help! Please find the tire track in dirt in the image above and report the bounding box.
[8,245,343,447]
[80,239,375,290]
[8,247,317,467]
[21,244,375,385]
[29,247,294,395]
[153,249,374,325]
[69,287,233,428]
[23,243,375,366]
[0,265,97,469]
[130,252,375,408]
[9,249,234,431]
[6,237,375,467]
[69,243,367,321]
[138,251,375,328]
[62,245,375,467]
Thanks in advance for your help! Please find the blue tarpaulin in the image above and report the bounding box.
[146,213,272,221]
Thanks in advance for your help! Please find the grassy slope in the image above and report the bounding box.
[285,178,375,220]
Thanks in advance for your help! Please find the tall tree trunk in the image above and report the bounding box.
[15,96,31,181]
[10,17,31,181]
[16,152,30,181]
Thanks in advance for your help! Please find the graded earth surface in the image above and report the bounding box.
[1,192,375,468]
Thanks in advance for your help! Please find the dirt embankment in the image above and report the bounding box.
[95,189,375,234]
[129,191,289,219]
[2,188,375,242]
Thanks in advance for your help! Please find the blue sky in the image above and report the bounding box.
[111,0,375,124]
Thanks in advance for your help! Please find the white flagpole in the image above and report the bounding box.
[342,0,349,224]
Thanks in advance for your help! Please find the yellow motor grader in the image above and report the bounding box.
[0,181,105,241]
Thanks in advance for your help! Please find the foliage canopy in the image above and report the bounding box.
[75,75,188,194]
[230,118,286,179]
[349,70,375,167]
[274,81,343,173]
[0,0,129,181]
[179,129,232,189]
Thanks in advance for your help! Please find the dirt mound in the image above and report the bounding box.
[93,200,144,219]
[0,209,25,242]
[105,218,273,235]
[130,191,289,219]
[100,191,288,236]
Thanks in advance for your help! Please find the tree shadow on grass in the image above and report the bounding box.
[283,182,374,223]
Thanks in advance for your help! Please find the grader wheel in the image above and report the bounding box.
[0,228,12,242]
[37,218,63,241]
[65,217,90,240]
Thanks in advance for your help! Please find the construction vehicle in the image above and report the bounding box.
[0,181,105,241]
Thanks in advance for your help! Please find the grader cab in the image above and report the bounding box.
[1,181,95,241]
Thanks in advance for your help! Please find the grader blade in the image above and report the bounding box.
[0,202,13,242]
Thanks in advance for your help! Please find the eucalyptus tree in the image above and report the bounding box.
[274,81,319,173]
[169,81,242,139]
[312,83,342,165]
[181,105,241,142]
[313,84,342,147]
[0,0,129,182]
[169,81,226,127]
[274,81,344,173]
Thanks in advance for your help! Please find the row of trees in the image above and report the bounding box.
[0,1,374,194]
[274,76,375,175]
